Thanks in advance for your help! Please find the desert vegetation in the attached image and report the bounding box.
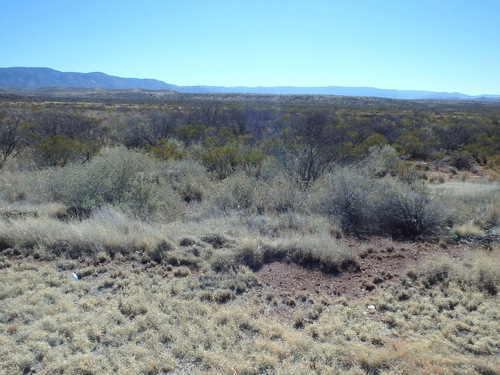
[0,92,499,374]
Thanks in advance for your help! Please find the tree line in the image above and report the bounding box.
[1,98,499,184]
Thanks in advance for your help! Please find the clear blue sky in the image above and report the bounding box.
[1,0,499,95]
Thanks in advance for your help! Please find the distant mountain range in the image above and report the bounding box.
[0,67,172,90]
[1,67,499,101]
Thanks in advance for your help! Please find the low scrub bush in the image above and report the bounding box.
[308,168,374,233]
[0,167,54,205]
[253,172,302,214]
[211,172,257,213]
[309,169,445,237]
[162,158,209,203]
[209,169,302,215]
[242,213,331,238]
[51,147,184,220]
[450,150,473,171]
[373,179,446,237]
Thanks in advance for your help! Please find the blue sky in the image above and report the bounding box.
[1,0,499,95]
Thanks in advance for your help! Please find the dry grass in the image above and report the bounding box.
[431,181,500,233]
[0,208,173,260]
[0,193,498,375]
[452,223,487,239]
[0,150,499,373]
[1,245,498,374]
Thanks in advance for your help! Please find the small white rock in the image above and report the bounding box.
[367,305,376,313]
[70,272,79,281]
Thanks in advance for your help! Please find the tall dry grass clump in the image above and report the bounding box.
[216,231,358,274]
[414,245,500,295]
[431,181,500,236]
[0,207,175,259]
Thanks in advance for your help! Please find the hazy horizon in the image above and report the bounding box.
[1,1,499,96]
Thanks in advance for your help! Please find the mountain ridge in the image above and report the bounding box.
[1,67,498,101]
[0,67,175,91]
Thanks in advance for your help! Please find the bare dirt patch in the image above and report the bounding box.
[252,236,462,299]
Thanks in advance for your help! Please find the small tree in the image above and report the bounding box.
[33,135,85,167]
[201,143,265,180]
[28,109,103,166]
[149,138,186,161]
[284,111,342,187]
[0,112,27,168]
[174,122,206,146]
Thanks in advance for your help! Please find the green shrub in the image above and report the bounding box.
[486,155,500,180]
[211,172,257,213]
[174,122,206,145]
[201,143,265,180]
[148,138,186,161]
[395,129,439,160]
[53,147,184,220]
[32,135,91,167]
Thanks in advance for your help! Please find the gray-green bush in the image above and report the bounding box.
[308,168,374,233]
[52,147,184,220]
[211,171,257,213]
[361,145,403,178]
[162,158,209,203]
[374,179,446,237]
[309,168,445,237]
[253,172,302,214]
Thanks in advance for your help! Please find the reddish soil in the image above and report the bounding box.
[252,236,463,300]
